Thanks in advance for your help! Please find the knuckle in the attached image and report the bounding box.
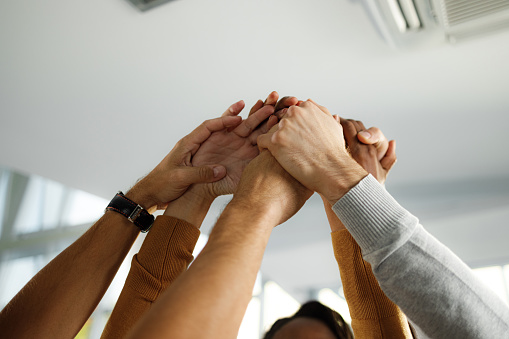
[243,120,254,133]
[198,166,211,178]
[272,131,285,145]
[287,106,297,116]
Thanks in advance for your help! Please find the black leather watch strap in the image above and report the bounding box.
[105,192,154,232]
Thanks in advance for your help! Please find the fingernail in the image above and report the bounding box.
[359,131,371,139]
[212,166,223,178]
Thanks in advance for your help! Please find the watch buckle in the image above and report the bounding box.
[128,205,143,223]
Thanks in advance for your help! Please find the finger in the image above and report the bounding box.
[183,116,242,154]
[380,140,397,171]
[179,165,227,185]
[355,120,367,131]
[249,115,278,145]
[274,96,298,113]
[340,119,358,148]
[357,127,389,161]
[264,91,279,107]
[248,100,264,116]
[275,107,289,120]
[233,105,275,137]
[266,115,279,131]
[349,119,363,132]
[222,100,245,117]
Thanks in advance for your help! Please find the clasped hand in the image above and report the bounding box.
[130,93,396,227]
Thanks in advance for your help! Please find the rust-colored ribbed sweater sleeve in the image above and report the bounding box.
[332,229,413,339]
[101,215,200,339]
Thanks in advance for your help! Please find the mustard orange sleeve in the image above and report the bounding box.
[332,229,413,339]
[101,215,200,339]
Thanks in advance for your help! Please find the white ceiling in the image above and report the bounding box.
[1,0,509,301]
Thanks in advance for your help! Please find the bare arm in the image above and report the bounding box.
[126,151,312,339]
[101,93,282,339]
[0,115,242,339]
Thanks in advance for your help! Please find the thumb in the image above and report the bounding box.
[181,165,227,184]
[357,127,389,161]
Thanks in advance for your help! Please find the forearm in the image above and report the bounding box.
[0,211,139,339]
[101,216,200,339]
[322,196,347,232]
[102,185,213,339]
[332,230,412,338]
[126,201,275,339]
[332,175,509,338]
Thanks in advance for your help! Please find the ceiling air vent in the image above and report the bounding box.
[358,0,509,47]
[435,0,509,42]
[127,0,174,11]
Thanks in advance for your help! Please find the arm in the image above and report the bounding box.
[0,115,241,339]
[99,193,204,339]
[324,119,411,338]
[332,176,509,338]
[125,150,312,339]
[101,93,291,338]
[258,101,509,338]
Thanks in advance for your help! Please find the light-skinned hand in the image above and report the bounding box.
[257,100,367,205]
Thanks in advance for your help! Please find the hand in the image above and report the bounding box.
[320,118,397,231]
[126,115,243,212]
[191,92,279,197]
[232,150,312,226]
[342,119,397,184]
[257,100,367,205]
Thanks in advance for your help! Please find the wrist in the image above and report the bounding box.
[228,197,280,230]
[125,180,158,213]
[163,184,215,227]
[322,158,368,206]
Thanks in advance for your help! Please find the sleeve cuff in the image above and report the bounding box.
[331,174,419,258]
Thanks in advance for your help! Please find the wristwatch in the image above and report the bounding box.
[105,191,154,232]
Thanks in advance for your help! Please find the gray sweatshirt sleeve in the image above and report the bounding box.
[332,175,509,339]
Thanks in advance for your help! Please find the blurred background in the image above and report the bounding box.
[1,0,509,338]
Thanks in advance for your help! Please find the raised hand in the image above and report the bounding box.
[341,119,396,184]
[126,115,243,212]
[191,92,280,197]
[321,118,397,231]
[258,100,367,205]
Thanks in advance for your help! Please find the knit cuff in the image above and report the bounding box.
[332,175,418,258]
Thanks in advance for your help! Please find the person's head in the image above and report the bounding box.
[263,301,353,339]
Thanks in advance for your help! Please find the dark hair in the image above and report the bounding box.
[263,300,353,339]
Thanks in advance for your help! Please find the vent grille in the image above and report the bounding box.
[441,0,509,27]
